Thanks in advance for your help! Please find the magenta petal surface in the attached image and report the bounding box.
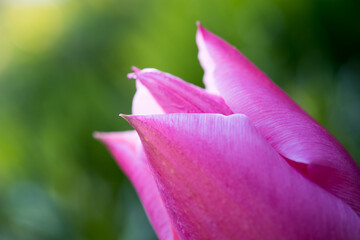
[94,131,179,240]
[124,113,360,240]
[128,68,233,115]
[196,23,360,215]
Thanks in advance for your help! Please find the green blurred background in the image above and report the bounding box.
[0,0,359,239]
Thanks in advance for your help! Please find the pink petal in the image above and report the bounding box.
[94,131,179,240]
[129,67,164,115]
[128,68,232,115]
[124,113,360,240]
[196,23,360,216]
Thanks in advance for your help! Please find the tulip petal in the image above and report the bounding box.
[128,68,233,115]
[129,67,165,115]
[196,23,360,216]
[124,113,360,240]
[94,131,179,240]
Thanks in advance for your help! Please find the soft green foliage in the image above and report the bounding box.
[0,0,359,239]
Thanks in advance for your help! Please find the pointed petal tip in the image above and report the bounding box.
[120,114,139,125]
[127,72,137,79]
[196,21,209,39]
[92,131,125,146]
[127,66,141,79]
[93,131,103,140]
[119,113,129,120]
[132,66,140,73]
[92,131,120,142]
[196,22,204,33]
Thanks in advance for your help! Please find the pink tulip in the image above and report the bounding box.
[95,23,360,239]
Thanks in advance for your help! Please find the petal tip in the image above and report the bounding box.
[127,66,141,79]
[93,131,117,143]
[93,131,103,140]
[93,131,115,145]
[127,72,136,79]
[120,114,139,125]
[196,21,209,40]
[132,66,140,73]
[119,113,129,120]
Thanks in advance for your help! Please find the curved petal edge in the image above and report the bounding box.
[123,113,360,240]
[94,131,179,240]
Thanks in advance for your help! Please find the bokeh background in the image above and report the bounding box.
[0,0,359,239]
